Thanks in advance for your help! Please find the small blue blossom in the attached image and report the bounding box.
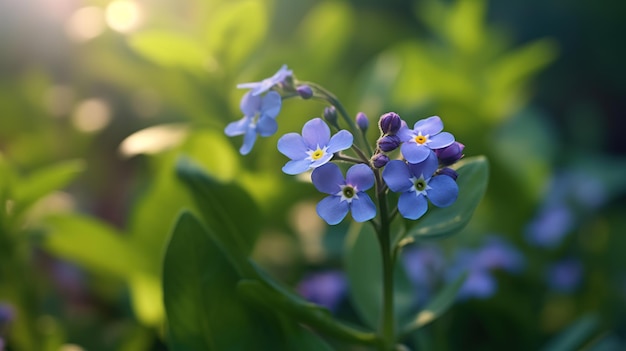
[403,245,446,306]
[237,64,292,96]
[296,270,347,312]
[447,236,525,300]
[546,258,583,293]
[277,118,353,175]
[225,91,282,155]
[382,152,458,220]
[356,112,369,131]
[311,163,376,225]
[525,205,574,248]
[398,116,455,164]
[378,112,402,135]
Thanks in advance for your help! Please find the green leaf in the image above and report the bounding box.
[400,272,467,336]
[540,314,600,351]
[398,156,489,246]
[42,214,141,279]
[175,156,261,276]
[163,211,302,351]
[128,30,208,71]
[237,279,379,348]
[345,222,415,330]
[13,159,85,214]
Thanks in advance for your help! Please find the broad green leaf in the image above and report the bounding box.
[400,272,467,336]
[175,156,261,276]
[237,279,379,348]
[540,314,600,351]
[128,30,208,71]
[163,211,291,351]
[42,214,141,279]
[345,222,415,330]
[13,159,85,214]
[398,156,489,246]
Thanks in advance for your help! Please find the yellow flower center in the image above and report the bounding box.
[414,135,427,144]
[311,148,325,160]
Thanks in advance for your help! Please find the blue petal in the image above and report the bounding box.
[382,160,413,192]
[346,164,375,191]
[350,194,376,222]
[240,125,257,155]
[398,192,428,220]
[427,175,459,207]
[407,152,438,178]
[302,118,330,149]
[414,116,443,135]
[282,159,312,175]
[261,91,282,118]
[326,130,353,153]
[240,92,262,116]
[256,116,278,137]
[317,196,349,225]
[397,125,414,142]
[309,153,334,169]
[311,163,344,194]
[224,116,251,136]
[401,143,431,164]
[428,132,455,149]
[277,133,308,160]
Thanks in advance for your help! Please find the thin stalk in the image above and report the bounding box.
[374,169,395,350]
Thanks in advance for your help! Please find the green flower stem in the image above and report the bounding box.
[374,169,395,350]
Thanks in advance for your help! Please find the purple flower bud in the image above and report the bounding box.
[435,142,464,166]
[323,106,338,127]
[296,85,313,99]
[437,167,458,180]
[379,112,402,135]
[372,153,390,168]
[356,112,369,131]
[377,135,401,152]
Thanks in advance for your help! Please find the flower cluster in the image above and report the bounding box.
[225,65,465,225]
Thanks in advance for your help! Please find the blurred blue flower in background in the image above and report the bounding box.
[237,64,293,96]
[525,170,607,248]
[402,245,446,306]
[296,270,347,312]
[278,118,353,175]
[225,91,282,155]
[447,236,525,300]
[546,258,583,293]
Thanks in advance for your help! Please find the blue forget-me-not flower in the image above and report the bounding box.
[311,163,376,225]
[237,64,293,96]
[278,118,353,175]
[398,116,455,164]
[225,91,282,155]
[382,152,458,220]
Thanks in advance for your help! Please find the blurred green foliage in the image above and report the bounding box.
[0,0,625,349]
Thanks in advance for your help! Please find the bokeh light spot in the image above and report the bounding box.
[65,7,105,42]
[105,1,141,33]
[71,98,112,133]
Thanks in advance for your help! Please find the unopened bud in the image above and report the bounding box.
[323,106,338,127]
[372,154,390,168]
[435,142,464,166]
[296,85,313,99]
[377,135,401,152]
[356,112,369,131]
[437,167,458,181]
[379,112,402,135]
